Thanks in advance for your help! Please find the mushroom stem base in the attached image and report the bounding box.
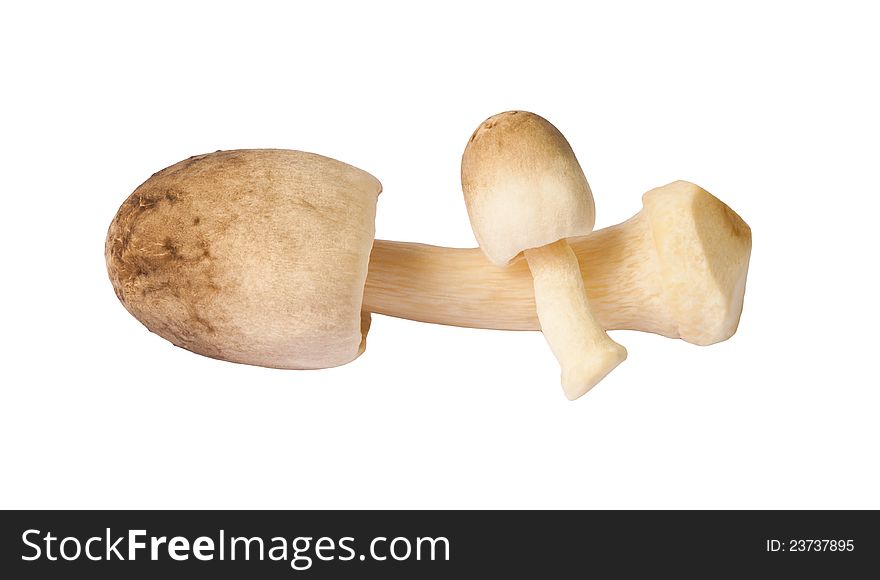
[524,240,628,399]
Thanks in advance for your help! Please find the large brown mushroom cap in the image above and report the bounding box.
[105,149,381,369]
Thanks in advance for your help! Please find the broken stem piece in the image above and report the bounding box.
[525,240,627,398]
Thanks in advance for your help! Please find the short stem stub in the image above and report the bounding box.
[524,240,628,399]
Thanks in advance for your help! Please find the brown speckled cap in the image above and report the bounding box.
[105,149,381,369]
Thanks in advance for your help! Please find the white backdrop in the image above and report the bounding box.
[2,1,878,508]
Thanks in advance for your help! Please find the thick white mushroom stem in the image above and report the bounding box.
[523,240,628,399]
[364,182,752,347]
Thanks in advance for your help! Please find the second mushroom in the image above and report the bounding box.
[461,111,628,399]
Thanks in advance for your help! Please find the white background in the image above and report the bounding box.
[2,1,878,509]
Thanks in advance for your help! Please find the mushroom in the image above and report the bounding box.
[365,180,752,347]
[106,150,752,390]
[460,111,627,399]
[105,149,381,369]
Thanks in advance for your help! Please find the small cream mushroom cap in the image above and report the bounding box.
[461,111,595,265]
[105,149,381,369]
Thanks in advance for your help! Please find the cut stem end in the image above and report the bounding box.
[524,240,628,400]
